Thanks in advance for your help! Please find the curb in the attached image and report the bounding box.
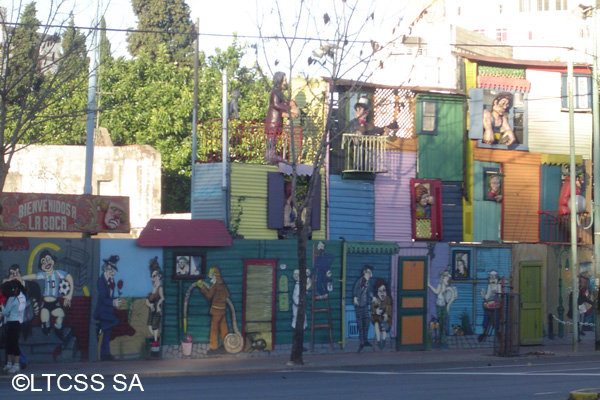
[569,389,600,400]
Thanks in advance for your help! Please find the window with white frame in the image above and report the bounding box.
[561,74,592,111]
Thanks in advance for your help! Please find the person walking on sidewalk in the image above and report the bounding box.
[353,265,375,353]
[1,280,23,374]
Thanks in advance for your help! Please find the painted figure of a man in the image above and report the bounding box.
[353,265,375,353]
[94,255,122,361]
[482,93,517,146]
[199,266,230,355]
[22,249,74,342]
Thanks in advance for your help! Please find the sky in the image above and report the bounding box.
[22,0,407,77]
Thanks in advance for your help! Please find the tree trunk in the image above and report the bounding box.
[290,219,309,365]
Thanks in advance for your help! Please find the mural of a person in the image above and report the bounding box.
[455,257,468,279]
[482,93,517,146]
[145,257,164,348]
[22,249,74,342]
[567,271,594,338]
[478,270,502,342]
[291,269,311,331]
[370,279,392,350]
[427,270,457,349]
[487,174,503,202]
[100,199,129,230]
[353,265,375,353]
[415,184,434,218]
[176,256,190,276]
[311,241,334,299]
[264,71,298,162]
[199,266,230,355]
[94,255,122,361]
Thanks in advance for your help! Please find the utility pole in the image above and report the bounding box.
[191,19,199,214]
[568,57,580,351]
[84,0,100,196]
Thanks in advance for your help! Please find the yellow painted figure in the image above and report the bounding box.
[199,266,230,355]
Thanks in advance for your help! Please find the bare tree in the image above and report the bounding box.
[0,1,99,191]
[257,0,401,365]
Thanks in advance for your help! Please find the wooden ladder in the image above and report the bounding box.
[310,284,334,352]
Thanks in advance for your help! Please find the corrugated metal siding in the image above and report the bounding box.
[503,161,540,243]
[162,240,343,348]
[374,152,416,241]
[329,175,374,241]
[449,246,512,336]
[417,94,465,181]
[231,163,279,240]
[442,181,463,242]
[192,163,226,220]
[526,69,592,159]
[474,148,541,243]
[472,162,502,242]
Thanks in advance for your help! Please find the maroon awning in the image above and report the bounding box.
[137,219,233,247]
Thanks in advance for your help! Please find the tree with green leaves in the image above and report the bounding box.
[0,1,95,190]
[127,0,195,64]
[99,40,268,212]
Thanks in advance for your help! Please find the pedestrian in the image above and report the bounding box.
[1,280,22,374]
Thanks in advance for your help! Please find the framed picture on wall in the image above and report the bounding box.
[451,250,470,280]
[483,168,503,203]
[173,253,206,280]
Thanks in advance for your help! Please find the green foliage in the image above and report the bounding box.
[127,0,195,65]
[97,41,268,213]
[460,310,474,335]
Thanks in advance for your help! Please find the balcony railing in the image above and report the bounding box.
[538,211,591,245]
[196,119,304,164]
[341,134,388,174]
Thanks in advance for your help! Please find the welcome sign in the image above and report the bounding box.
[0,193,130,233]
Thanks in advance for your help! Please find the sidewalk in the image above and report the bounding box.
[3,336,597,380]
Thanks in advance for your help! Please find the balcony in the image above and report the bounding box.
[341,134,389,178]
[538,211,592,245]
[196,119,305,164]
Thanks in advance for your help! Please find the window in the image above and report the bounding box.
[520,0,531,12]
[561,74,592,110]
[537,0,549,11]
[496,28,507,42]
[267,172,321,238]
[417,100,437,135]
[555,0,566,10]
[468,88,529,151]
[411,179,442,240]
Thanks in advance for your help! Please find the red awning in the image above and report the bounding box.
[137,219,233,247]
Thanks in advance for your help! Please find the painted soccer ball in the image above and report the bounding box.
[58,280,70,296]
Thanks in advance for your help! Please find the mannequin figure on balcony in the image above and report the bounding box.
[347,97,392,136]
[264,72,298,163]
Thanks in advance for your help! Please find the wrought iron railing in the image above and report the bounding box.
[538,211,591,245]
[196,119,304,164]
[341,134,388,173]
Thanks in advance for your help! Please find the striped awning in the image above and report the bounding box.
[346,241,399,254]
[541,154,583,165]
[478,76,531,93]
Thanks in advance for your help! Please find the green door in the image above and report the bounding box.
[396,257,428,351]
[519,262,543,345]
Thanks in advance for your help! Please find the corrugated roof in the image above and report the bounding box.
[137,219,233,247]
[346,241,399,254]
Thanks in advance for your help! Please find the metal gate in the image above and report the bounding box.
[494,293,521,357]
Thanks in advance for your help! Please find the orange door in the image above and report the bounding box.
[397,257,428,351]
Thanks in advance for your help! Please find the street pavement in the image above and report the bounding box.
[2,337,599,381]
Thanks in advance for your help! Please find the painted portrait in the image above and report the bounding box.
[173,253,206,280]
[484,169,503,203]
[451,250,470,280]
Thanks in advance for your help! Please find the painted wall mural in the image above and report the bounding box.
[427,269,457,349]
